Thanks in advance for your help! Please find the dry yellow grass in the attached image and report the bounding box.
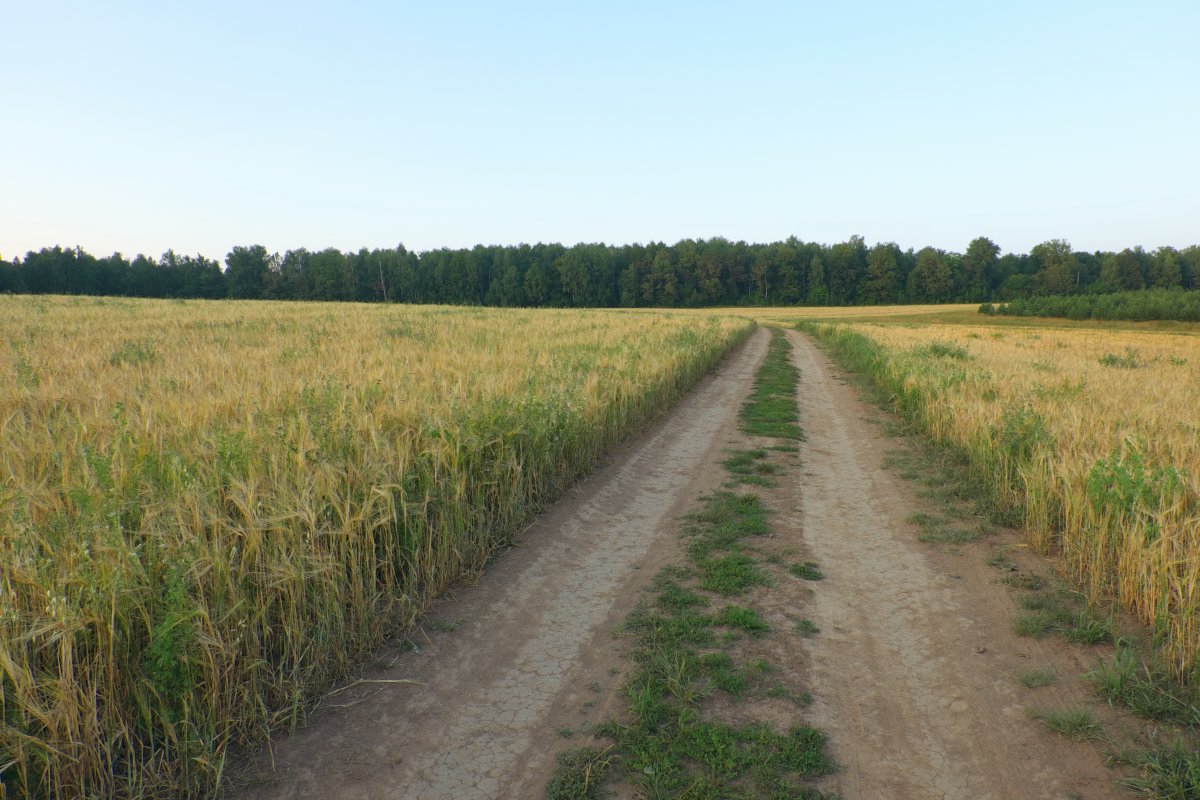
[806,320,1200,678]
[0,296,752,798]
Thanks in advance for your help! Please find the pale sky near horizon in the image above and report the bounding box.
[2,1,1197,263]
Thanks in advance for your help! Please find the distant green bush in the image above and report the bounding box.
[983,289,1200,322]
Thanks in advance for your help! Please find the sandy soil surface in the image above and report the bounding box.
[788,330,1124,800]
[232,327,1127,800]
[232,329,771,800]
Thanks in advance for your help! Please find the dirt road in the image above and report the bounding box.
[788,330,1122,800]
[235,327,1124,800]
[234,329,770,800]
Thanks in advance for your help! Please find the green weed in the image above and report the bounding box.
[764,683,814,708]
[716,605,771,637]
[1018,668,1057,688]
[546,747,614,800]
[1098,348,1143,368]
[1088,647,1200,726]
[1063,611,1115,645]
[1026,706,1103,741]
[723,448,780,487]
[1119,744,1200,799]
[792,619,820,638]
[654,578,709,612]
[108,339,159,366]
[700,554,771,595]
[741,330,803,440]
[789,561,824,581]
[1014,610,1067,638]
[919,341,972,361]
[686,491,771,560]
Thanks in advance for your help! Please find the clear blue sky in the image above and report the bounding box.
[2,1,1197,262]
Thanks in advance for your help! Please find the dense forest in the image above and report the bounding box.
[2,237,1198,307]
[982,288,1200,322]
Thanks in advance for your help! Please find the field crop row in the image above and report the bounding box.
[801,321,1200,679]
[0,297,752,799]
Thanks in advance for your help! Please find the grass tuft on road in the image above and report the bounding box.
[789,561,824,581]
[546,747,614,800]
[723,448,781,487]
[741,329,803,440]
[1026,706,1104,741]
[1018,668,1058,689]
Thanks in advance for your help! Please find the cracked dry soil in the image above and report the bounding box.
[233,327,1125,800]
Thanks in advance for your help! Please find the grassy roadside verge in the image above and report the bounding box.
[547,329,836,799]
[797,322,1199,799]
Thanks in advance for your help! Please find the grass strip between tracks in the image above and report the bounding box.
[547,329,836,799]
[739,330,803,440]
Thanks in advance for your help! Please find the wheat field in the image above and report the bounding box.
[0,296,752,798]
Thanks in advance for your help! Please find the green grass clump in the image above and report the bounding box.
[1012,595,1114,645]
[1063,611,1116,645]
[1097,348,1144,368]
[919,341,972,361]
[1121,744,1200,800]
[917,526,981,545]
[700,554,771,595]
[716,605,771,637]
[765,683,814,708]
[545,747,613,800]
[1026,706,1104,741]
[687,491,772,560]
[740,330,803,440]
[723,448,781,487]
[624,606,715,648]
[1013,609,1071,638]
[789,561,824,581]
[1088,647,1200,727]
[906,510,983,545]
[1096,649,1200,800]
[699,651,749,695]
[792,619,820,638]
[600,719,836,798]
[586,544,833,797]
[654,578,709,612]
[1018,668,1057,688]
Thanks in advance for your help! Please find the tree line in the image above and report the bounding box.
[2,237,1197,307]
